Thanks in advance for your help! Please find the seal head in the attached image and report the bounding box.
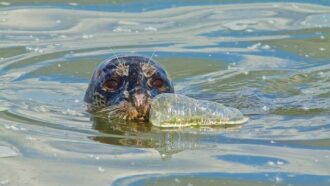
[84,55,174,121]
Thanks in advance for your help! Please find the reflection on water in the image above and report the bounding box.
[0,1,330,186]
[91,116,240,160]
[91,117,201,160]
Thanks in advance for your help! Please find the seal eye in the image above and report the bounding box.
[104,79,120,91]
[151,78,164,88]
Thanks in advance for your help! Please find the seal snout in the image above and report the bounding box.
[130,89,151,120]
[132,92,146,108]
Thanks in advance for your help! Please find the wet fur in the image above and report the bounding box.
[85,55,174,121]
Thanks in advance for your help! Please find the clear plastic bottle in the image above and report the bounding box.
[150,93,248,128]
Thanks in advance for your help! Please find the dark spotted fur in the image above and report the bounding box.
[85,55,174,121]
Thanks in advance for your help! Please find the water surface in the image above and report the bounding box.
[0,1,330,185]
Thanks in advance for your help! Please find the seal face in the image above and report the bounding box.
[84,55,174,121]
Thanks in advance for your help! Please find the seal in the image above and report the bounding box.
[84,55,174,121]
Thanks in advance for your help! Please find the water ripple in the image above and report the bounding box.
[0,2,330,185]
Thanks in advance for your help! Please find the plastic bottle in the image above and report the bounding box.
[150,93,248,128]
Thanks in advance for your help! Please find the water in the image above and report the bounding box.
[0,1,330,185]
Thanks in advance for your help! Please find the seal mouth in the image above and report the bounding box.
[134,101,151,121]
[129,90,152,121]
[133,102,151,121]
[103,101,151,122]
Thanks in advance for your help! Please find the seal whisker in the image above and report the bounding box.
[109,49,120,62]
[147,49,157,65]
[107,49,122,69]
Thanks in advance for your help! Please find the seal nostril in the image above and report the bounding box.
[133,93,146,108]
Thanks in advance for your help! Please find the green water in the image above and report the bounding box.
[0,1,330,186]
